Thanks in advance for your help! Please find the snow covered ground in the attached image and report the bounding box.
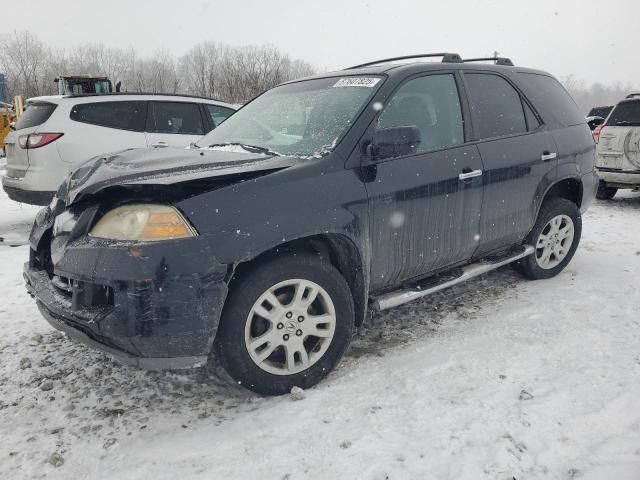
[0,189,639,480]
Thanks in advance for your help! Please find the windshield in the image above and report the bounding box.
[606,100,640,126]
[195,76,383,157]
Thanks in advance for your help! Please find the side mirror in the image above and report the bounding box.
[115,81,122,93]
[368,126,421,160]
[586,116,605,131]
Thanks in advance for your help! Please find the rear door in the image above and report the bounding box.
[4,101,57,179]
[62,100,148,166]
[145,101,206,148]
[462,72,558,256]
[365,73,484,290]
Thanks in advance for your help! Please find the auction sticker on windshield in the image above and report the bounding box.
[333,77,380,88]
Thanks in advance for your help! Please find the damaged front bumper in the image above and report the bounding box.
[26,205,230,370]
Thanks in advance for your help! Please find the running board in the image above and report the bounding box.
[371,245,535,311]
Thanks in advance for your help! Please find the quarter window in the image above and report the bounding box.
[205,104,235,129]
[465,73,527,139]
[523,101,541,131]
[148,102,205,135]
[377,74,464,153]
[70,101,147,132]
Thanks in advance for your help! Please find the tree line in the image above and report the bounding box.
[1,30,637,113]
[0,31,316,104]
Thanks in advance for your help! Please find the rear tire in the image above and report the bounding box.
[596,180,617,200]
[513,197,582,280]
[214,253,354,396]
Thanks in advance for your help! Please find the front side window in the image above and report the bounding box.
[148,102,205,135]
[196,76,382,157]
[70,101,147,131]
[377,74,464,153]
[465,73,527,139]
[205,104,235,129]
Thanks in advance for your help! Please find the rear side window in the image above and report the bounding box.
[205,104,235,129]
[70,101,147,132]
[15,103,57,130]
[516,73,583,128]
[606,101,640,126]
[465,73,527,139]
[148,102,204,135]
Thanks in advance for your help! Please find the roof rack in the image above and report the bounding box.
[345,53,463,70]
[625,93,640,99]
[63,91,226,103]
[463,57,514,66]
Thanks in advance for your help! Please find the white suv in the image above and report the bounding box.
[2,94,236,205]
[595,94,640,199]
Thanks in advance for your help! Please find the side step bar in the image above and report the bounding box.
[371,245,535,311]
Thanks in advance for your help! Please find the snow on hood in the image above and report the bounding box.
[58,147,303,205]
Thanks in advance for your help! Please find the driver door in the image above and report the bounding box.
[365,73,484,290]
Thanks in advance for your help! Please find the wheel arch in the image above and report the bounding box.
[537,176,583,216]
[230,233,369,328]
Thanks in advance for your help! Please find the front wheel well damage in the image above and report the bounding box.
[229,234,367,327]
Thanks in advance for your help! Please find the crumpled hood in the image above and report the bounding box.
[58,147,302,205]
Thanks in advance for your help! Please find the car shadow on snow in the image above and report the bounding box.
[0,218,35,247]
[596,191,640,211]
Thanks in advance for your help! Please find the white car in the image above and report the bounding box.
[2,94,236,205]
[595,94,640,199]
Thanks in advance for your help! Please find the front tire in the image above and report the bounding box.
[514,197,582,280]
[596,180,617,200]
[214,253,354,396]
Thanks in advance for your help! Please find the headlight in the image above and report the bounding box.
[90,204,197,241]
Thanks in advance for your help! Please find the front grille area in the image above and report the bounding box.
[51,274,114,309]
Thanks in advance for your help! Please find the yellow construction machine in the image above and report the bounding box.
[1,96,23,153]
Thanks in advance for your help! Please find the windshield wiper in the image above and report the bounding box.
[614,121,640,126]
[206,143,280,156]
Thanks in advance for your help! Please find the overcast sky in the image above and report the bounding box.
[5,0,639,86]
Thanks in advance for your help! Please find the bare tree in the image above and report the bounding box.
[562,74,638,115]
[0,31,317,103]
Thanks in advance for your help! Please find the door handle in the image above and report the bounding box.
[541,151,557,161]
[458,169,483,181]
[152,141,168,148]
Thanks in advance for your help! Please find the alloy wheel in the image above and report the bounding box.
[244,279,336,375]
[535,214,575,270]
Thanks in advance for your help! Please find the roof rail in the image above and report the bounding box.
[345,53,463,70]
[463,57,514,66]
[62,91,227,103]
[625,93,640,99]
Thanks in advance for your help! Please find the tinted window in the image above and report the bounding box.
[377,74,464,152]
[148,102,204,135]
[465,73,526,139]
[70,101,147,132]
[524,101,541,131]
[15,103,57,130]
[588,106,613,118]
[205,104,235,129]
[516,73,584,128]
[606,101,640,126]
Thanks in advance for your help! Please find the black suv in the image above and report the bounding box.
[25,53,597,395]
